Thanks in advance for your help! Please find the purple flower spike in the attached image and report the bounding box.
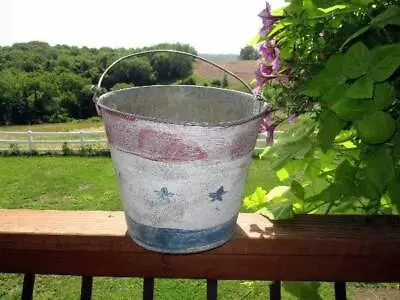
[253,60,274,94]
[259,40,279,61]
[259,112,277,145]
[259,40,281,73]
[260,124,277,146]
[258,2,279,35]
[266,124,277,146]
[271,58,281,72]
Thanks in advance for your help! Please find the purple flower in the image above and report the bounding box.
[259,40,278,61]
[259,40,281,72]
[253,60,273,94]
[319,31,325,37]
[259,113,277,145]
[258,2,279,35]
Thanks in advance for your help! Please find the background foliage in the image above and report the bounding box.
[0,42,196,125]
[246,0,400,219]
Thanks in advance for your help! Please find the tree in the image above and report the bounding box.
[239,46,258,60]
[0,42,197,124]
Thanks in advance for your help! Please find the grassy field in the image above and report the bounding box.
[0,118,104,132]
[0,156,342,300]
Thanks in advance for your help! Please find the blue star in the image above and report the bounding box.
[209,186,227,202]
[154,187,175,201]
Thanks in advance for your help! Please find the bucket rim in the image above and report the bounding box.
[97,85,270,127]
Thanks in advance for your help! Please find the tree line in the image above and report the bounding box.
[0,41,197,125]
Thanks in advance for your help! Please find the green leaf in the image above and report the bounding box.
[318,4,348,13]
[330,97,373,121]
[304,0,322,16]
[392,132,400,160]
[389,179,400,211]
[351,0,373,6]
[259,198,294,220]
[368,52,400,82]
[321,83,348,105]
[343,42,371,79]
[266,186,291,201]
[247,34,260,46]
[257,186,295,220]
[309,182,347,206]
[365,148,395,192]
[280,46,293,60]
[243,187,267,212]
[370,44,400,66]
[335,159,357,185]
[291,180,305,200]
[345,76,374,98]
[276,168,290,182]
[304,69,345,97]
[370,5,400,28]
[317,110,346,151]
[340,25,370,51]
[262,118,316,169]
[373,82,396,110]
[356,111,396,144]
[283,282,322,300]
[325,54,347,77]
[305,159,322,182]
[359,179,381,200]
[303,71,329,97]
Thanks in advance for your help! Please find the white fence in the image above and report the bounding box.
[0,130,108,152]
[0,130,268,152]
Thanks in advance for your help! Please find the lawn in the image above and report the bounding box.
[0,156,344,300]
[0,118,104,133]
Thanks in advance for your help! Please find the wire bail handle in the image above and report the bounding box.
[92,49,266,114]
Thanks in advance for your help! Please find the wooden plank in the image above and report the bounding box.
[0,210,400,281]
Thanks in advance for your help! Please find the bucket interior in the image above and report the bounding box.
[98,85,261,125]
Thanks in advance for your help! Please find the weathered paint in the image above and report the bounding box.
[125,213,237,253]
[99,86,265,253]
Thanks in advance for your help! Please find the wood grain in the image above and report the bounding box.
[0,209,399,281]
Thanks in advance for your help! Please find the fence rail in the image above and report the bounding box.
[0,130,108,151]
[1,209,399,300]
[0,130,269,152]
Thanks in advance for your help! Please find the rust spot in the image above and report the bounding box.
[138,128,207,162]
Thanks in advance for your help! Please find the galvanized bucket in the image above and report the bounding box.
[93,50,269,253]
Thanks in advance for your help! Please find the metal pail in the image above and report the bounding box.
[93,50,269,253]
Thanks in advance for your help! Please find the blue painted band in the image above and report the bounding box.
[125,214,238,253]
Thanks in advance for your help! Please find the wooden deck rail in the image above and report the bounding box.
[0,210,400,299]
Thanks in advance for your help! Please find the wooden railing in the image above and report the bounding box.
[0,209,399,300]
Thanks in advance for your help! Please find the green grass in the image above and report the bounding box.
[0,118,104,132]
[0,156,342,299]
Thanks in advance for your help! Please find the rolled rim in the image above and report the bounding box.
[97,85,270,127]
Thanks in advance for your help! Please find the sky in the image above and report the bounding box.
[0,0,286,54]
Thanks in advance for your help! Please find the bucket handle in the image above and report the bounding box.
[92,49,258,107]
